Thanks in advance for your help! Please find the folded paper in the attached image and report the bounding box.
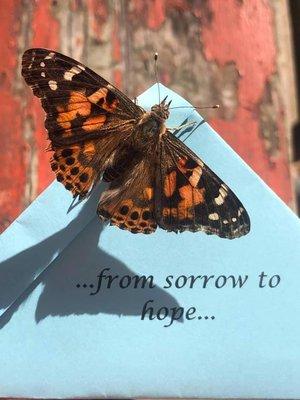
[0,84,300,399]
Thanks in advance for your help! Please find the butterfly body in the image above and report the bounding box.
[22,48,250,238]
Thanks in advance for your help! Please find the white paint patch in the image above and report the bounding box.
[232,217,237,222]
[41,72,45,77]
[209,213,219,221]
[223,220,229,224]
[40,62,45,67]
[64,66,82,81]
[48,80,58,90]
[45,52,55,60]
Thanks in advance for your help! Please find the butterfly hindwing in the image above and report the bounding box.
[22,48,143,198]
[50,141,101,198]
[97,155,157,234]
[156,132,250,238]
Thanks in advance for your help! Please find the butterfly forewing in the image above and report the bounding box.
[22,48,143,198]
[155,132,250,239]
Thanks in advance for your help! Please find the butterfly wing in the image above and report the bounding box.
[97,154,157,234]
[22,48,143,197]
[155,132,250,239]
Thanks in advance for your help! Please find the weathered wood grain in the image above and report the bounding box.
[0,0,296,232]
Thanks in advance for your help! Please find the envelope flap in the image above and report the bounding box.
[0,84,300,399]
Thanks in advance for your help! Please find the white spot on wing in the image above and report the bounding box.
[28,57,34,69]
[40,62,45,67]
[48,80,57,90]
[238,207,244,216]
[41,72,45,77]
[189,166,202,186]
[64,66,82,81]
[232,217,237,222]
[219,187,227,197]
[223,219,228,224]
[45,52,55,60]
[214,186,228,205]
[215,194,224,205]
[209,213,219,221]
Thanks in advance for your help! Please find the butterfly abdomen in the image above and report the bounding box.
[103,165,124,182]
[102,147,141,182]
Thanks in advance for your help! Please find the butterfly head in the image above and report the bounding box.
[150,95,172,122]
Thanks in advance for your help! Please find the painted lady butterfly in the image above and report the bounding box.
[22,48,250,238]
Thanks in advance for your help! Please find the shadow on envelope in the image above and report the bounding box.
[0,184,181,329]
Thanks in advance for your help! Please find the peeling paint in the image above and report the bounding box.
[30,0,60,195]
[211,62,239,120]
[127,6,239,121]
[199,0,292,203]
[258,76,280,158]
[0,0,294,232]
[23,115,38,205]
[0,0,26,231]
[13,0,35,209]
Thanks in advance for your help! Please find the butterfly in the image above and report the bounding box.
[21,48,250,239]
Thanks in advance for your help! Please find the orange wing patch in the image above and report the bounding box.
[162,185,205,220]
[143,187,154,201]
[160,156,206,221]
[56,91,107,135]
[50,142,97,197]
[164,170,177,197]
[179,185,205,206]
[98,184,157,234]
[177,157,202,187]
[88,87,119,112]
[82,115,106,132]
[99,197,157,234]
[177,185,205,219]
[161,170,206,221]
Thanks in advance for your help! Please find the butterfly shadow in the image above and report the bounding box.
[0,184,181,329]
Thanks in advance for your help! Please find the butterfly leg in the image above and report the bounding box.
[173,119,207,142]
[170,119,198,140]
[169,121,197,132]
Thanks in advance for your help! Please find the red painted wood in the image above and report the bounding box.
[200,0,292,203]
[0,0,293,233]
[29,0,60,194]
[0,0,26,232]
[87,0,108,40]
[131,0,292,204]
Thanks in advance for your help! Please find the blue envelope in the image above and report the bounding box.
[0,84,300,399]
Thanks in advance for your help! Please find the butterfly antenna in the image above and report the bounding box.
[154,52,160,103]
[170,105,220,110]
